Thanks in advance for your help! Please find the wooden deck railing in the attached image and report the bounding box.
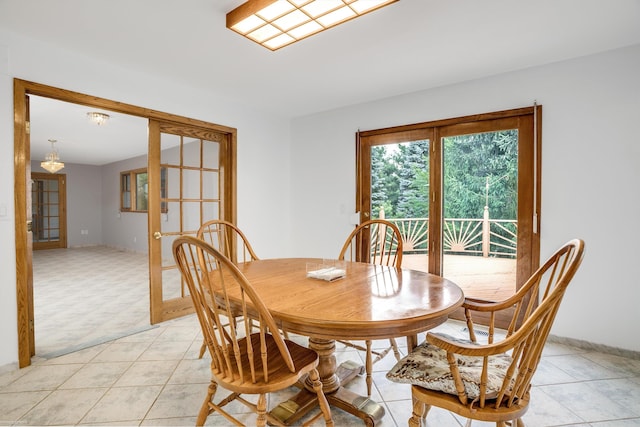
[370,213,518,301]
[386,212,517,259]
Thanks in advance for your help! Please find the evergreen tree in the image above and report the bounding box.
[370,130,516,221]
[443,130,517,220]
[370,146,387,217]
[396,140,429,217]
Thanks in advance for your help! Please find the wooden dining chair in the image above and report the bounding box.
[386,238,585,427]
[197,219,259,265]
[196,219,272,358]
[337,218,404,397]
[173,236,334,427]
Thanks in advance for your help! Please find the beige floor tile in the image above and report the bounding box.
[0,390,50,424]
[43,343,110,365]
[154,325,200,342]
[3,363,83,392]
[167,358,210,384]
[522,386,586,425]
[114,360,179,387]
[82,385,163,423]
[60,362,131,389]
[115,327,163,343]
[540,381,639,422]
[139,416,196,426]
[145,383,208,419]
[19,388,106,425]
[138,340,192,361]
[0,366,29,388]
[386,399,461,427]
[92,342,151,363]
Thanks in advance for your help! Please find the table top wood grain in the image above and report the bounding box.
[234,257,464,340]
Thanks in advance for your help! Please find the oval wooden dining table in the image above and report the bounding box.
[231,258,464,426]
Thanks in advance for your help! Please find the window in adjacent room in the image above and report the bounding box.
[120,167,167,212]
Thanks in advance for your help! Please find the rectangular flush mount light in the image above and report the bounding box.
[226,0,398,51]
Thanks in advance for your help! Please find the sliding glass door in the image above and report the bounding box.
[357,107,541,326]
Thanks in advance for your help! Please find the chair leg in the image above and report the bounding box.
[365,340,374,397]
[307,368,334,427]
[196,380,217,426]
[256,394,267,427]
[198,341,207,359]
[389,337,401,361]
[409,395,429,427]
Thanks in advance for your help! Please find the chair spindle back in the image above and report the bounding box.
[458,238,585,409]
[173,236,294,385]
[338,219,403,267]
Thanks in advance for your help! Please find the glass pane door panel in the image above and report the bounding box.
[182,169,202,199]
[165,168,180,199]
[442,130,518,301]
[162,246,185,300]
[182,202,203,231]
[182,139,201,167]
[202,140,220,169]
[161,133,181,160]
[371,140,430,272]
[202,171,219,199]
[202,202,218,222]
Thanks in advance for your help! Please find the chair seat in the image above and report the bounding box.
[411,383,530,422]
[213,333,319,394]
[386,333,514,400]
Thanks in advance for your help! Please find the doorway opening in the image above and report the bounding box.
[14,79,237,367]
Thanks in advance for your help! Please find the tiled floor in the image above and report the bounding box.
[1,246,639,426]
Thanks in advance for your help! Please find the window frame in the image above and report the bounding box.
[120,167,167,213]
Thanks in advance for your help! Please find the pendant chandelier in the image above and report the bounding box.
[40,139,65,174]
[87,111,110,126]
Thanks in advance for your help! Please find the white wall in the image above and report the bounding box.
[290,44,640,353]
[31,161,103,247]
[101,154,149,254]
[0,29,291,368]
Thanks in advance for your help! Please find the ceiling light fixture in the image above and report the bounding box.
[41,139,65,174]
[87,111,110,126]
[227,0,398,51]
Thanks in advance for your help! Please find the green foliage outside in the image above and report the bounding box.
[371,130,518,221]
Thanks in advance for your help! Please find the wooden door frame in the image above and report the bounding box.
[14,78,237,368]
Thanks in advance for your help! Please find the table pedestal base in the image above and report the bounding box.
[270,359,385,426]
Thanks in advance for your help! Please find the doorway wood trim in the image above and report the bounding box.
[14,78,237,368]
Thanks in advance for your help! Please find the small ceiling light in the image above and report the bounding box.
[227,0,398,51]
[41,139,65,174]
[87,111,110,126]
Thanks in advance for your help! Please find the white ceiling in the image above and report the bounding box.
[2,0,640,165]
